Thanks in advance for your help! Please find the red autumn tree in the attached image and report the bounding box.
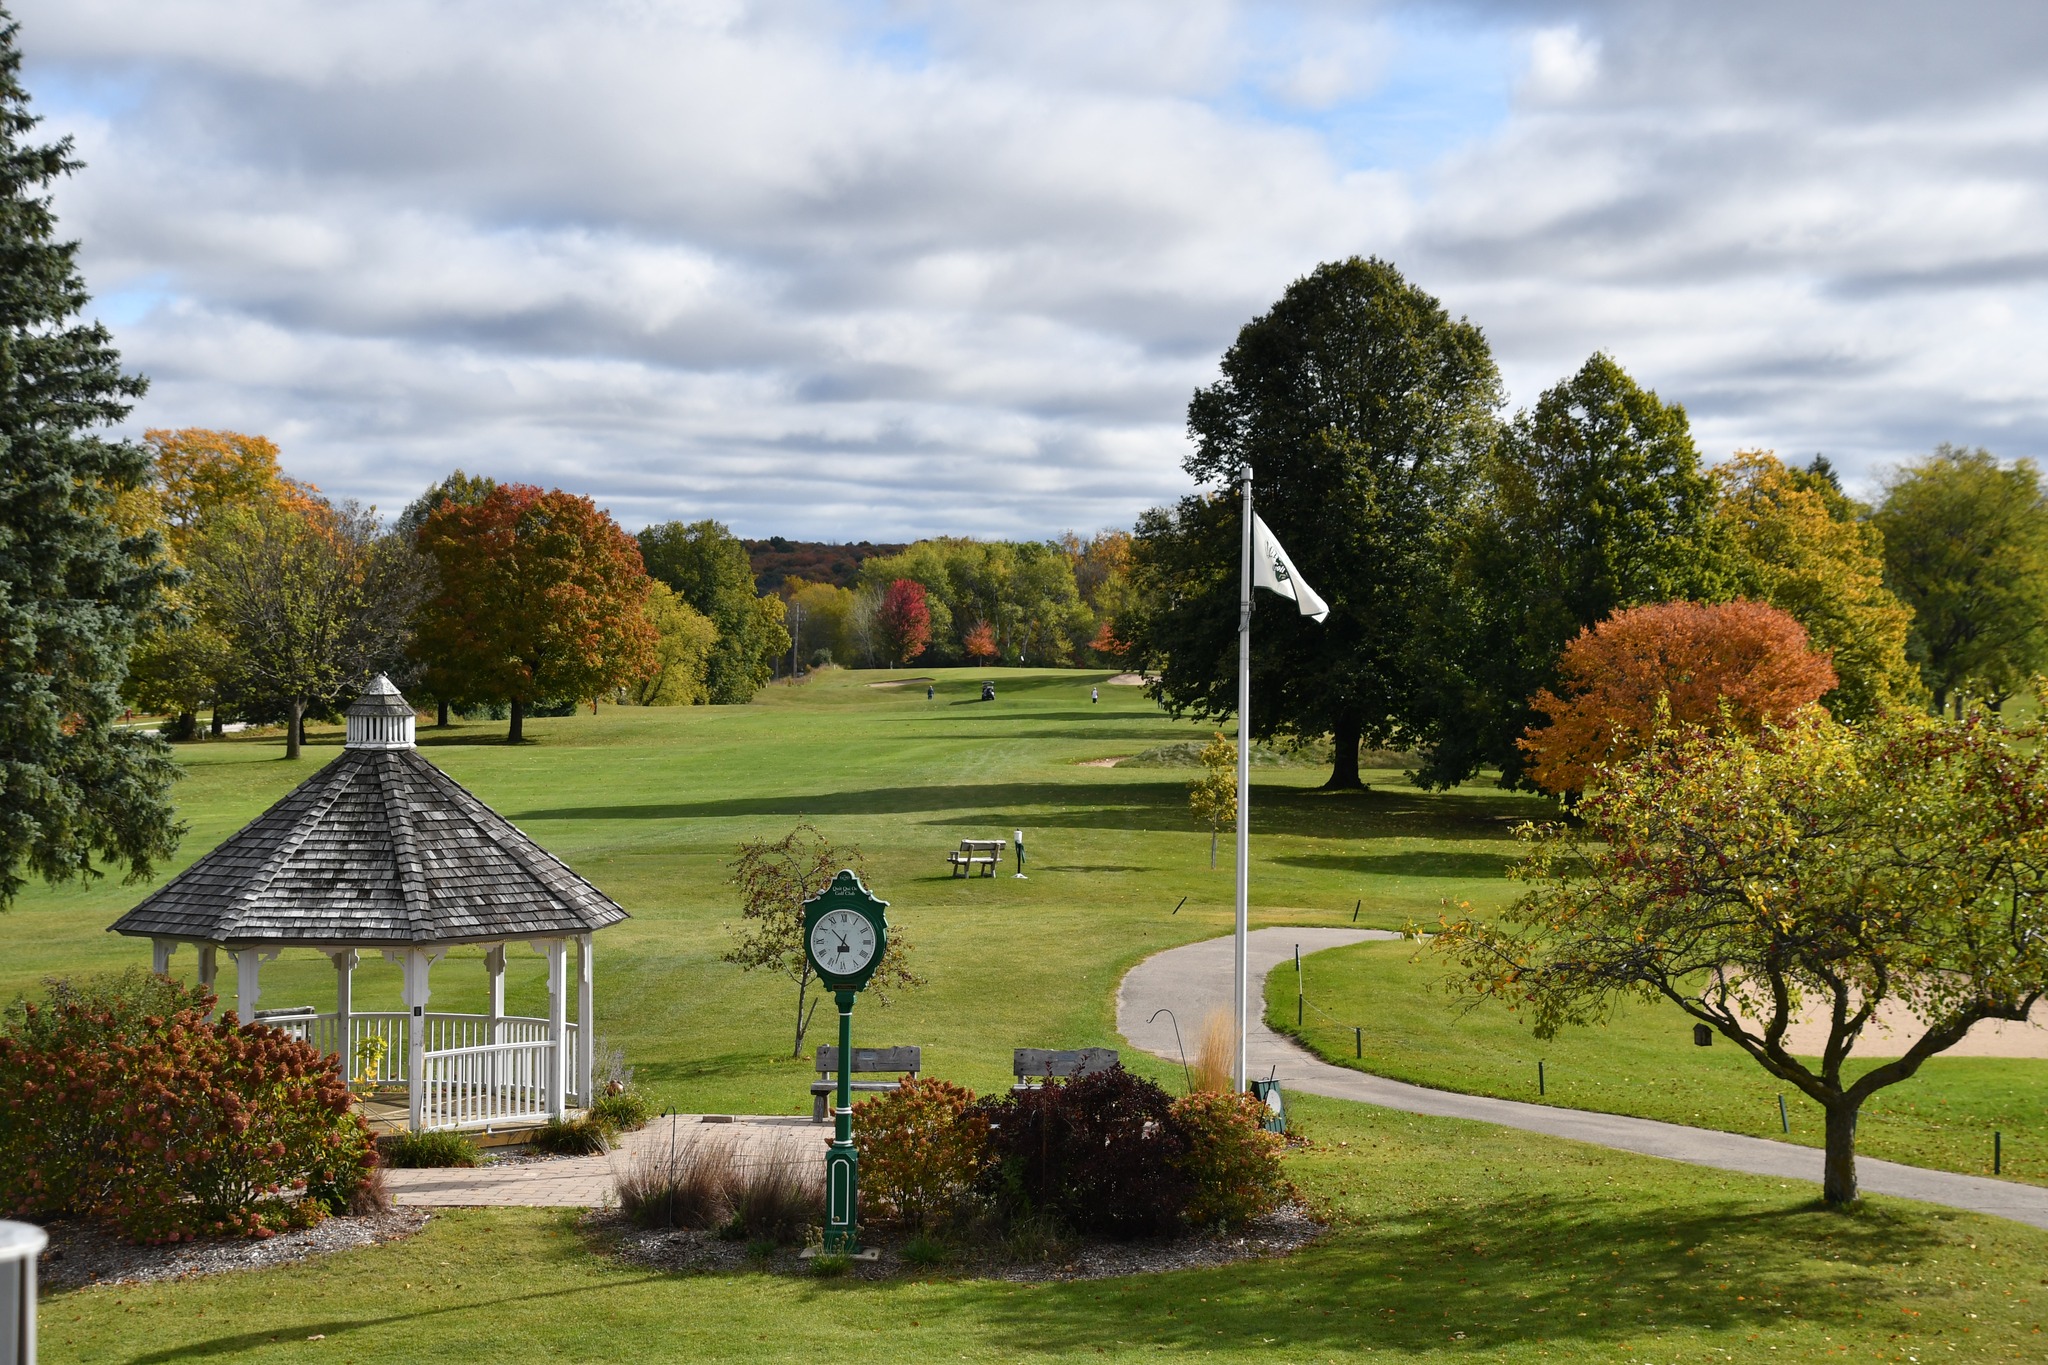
[963,618,998,663]
[878,578,932,667]
[413,485,657,741]
[1521,599,1838,794]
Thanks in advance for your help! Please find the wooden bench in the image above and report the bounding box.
[1012,1046,1119,1090]
[811,1045,922,1121]
[945,839,1006,878]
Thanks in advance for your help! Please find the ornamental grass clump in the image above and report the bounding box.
[587,1089,651,1133]
[0,970,375,1242]
[724,1136,825,1244]
[531,1115,611,1156]
[617,1131,741,1230]
[382,1130,481,1169]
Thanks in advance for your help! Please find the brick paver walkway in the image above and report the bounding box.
[384,1114,828,1207]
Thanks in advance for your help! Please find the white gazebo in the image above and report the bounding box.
[109,675,629,1133]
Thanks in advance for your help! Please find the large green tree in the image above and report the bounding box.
[1416,352,1728,788]
[1124,257,1502,788]
[1873,445,2048,715]
[0,17,181,907]
[638,519,787,702]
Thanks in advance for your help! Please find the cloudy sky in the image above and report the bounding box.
[22,1,2048,538]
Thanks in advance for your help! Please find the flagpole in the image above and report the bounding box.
[1235,466,1253,1094]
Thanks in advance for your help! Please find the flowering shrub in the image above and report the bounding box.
[0,971,375,1242]
[852,1077,987,1227]
[973,1065,1194,1239]
[1170,1089,1286,1228]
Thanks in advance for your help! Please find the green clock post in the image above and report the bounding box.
[802,869,889,1253]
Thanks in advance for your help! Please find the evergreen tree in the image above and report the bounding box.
[0,14,181,906]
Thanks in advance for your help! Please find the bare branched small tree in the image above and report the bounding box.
[724,822,924,1058]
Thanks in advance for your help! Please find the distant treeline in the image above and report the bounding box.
[745,538,907,592]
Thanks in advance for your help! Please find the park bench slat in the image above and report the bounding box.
[1012,1046,1119,1084]
[810,1044,922,1121]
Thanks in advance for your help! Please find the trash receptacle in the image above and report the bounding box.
[1,1220,47,1365]
[1249,1078,1287,1134]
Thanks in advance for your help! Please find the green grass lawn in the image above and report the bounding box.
[41,1096,2048,1363]
[1270,939,2048,1185]
[4,666,1543,1112]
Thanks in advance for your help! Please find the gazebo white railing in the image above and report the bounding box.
[268,1009,584,1126]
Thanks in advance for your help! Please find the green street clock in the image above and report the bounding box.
[802,869,890,1253]
[804,869,888,990]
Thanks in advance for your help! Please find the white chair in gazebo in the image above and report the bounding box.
[109,675,629,1134]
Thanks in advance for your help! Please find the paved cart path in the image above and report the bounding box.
[1116,927,2048,1231]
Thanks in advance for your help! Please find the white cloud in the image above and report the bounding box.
[17,0,2048,534]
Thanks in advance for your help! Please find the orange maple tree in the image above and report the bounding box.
[963,619,998,662]
[412,485,656,741]
[1521,599,1837,794]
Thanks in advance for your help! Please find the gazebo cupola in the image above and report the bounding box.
[109,675,628,1133]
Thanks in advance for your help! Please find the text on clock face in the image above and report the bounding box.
[811,910,876,968]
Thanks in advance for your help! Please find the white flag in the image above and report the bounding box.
[1250,514,1329,622]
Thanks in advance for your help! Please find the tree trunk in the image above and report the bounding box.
[173,711,196,742]
[1931,685,1948,717]
[285,699,304,760]
[508,697,526,744]
[1323,712,1364,790]
[209,707,223,739]
[1210,828,1218,869]
[437,698,449,727]
[1822,1100,1860,1205]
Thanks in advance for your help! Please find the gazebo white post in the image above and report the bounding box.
[330,950,358,1081]
[543,939,568,1119]
[484,944,506,1107]
[402,948,434,1132]
[151,938,175,976]
[235,949,263,1020]
[576,934,594,1108]
[198,944,218,993]
[485,945,506,1044]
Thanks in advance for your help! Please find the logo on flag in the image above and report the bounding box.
[1250,515,1329,622]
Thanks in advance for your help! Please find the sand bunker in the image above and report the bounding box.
[1105,673,1151,686]
[1740,994,2048,1059]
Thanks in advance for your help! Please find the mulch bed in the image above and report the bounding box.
[589,1202,1325,1282]
[37,1210,430,1290]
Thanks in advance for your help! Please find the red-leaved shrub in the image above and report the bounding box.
[972,1065,1194,1239]
[0,972,375,1242]
[1169,1089,1286,1228]
[852,1077,988,1227]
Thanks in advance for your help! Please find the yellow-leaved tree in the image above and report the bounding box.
[629,582,717,705]
[124,429,310,737]
[1715,449,1918,719]
[1188,732,1237,869]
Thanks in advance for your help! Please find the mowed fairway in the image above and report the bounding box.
[18,666,2048,1362]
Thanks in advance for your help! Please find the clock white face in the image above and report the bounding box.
[810,908,877,976]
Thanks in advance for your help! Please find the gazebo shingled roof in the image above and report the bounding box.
[110,675,628,949]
